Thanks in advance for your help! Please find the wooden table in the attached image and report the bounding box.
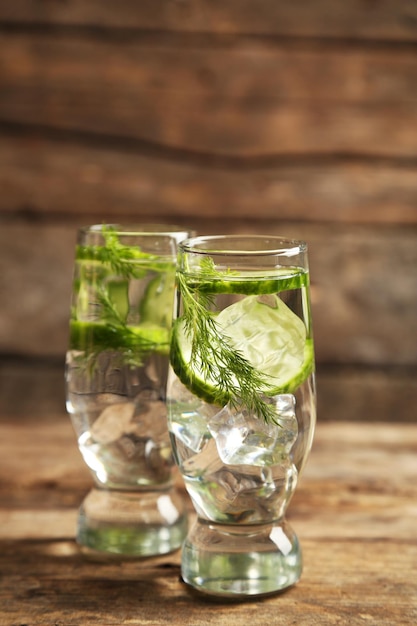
[0,415,416,625]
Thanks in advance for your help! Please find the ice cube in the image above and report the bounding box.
[207,395,298,467]
[272,394,298,452]
[170,413,210,454]
[168,378,215,454]
[133,394,168,442]
[182,438,223,476]
[91,401,136,444]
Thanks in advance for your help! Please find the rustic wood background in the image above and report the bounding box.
[1,1,416,421]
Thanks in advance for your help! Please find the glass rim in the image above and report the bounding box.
[79,223,192,238]
[179,234,307,257]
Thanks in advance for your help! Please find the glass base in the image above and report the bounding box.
[181,518,302,597]
[76,487,188,557]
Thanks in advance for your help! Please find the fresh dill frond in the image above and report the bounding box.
[100,227,153,279]
[72,228,172,366]
[177,270,279,425]
[75,226,171,280]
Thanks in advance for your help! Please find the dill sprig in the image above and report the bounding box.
[76,226,170,280]
[177,262,279,425]
[71,286,155,367]
[94,286,158,364]
[72,228,171,365]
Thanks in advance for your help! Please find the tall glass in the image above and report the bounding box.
[167,235,316,597]
[65,224,192,557]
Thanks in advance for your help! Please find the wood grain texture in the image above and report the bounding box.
[1,0,417,42]
[0,538,415,625]
[1,3,417,426]
[317,366,417,423]
[2,134,417,224]
[2,358,416,423]
[1,33,417,157]
[1,221,416,366]
[0,418,416,624]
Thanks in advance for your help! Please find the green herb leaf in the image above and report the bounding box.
[176,268,280,425]
[75,226,172,279]
[71,228,173,364]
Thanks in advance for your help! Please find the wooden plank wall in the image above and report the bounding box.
[1,2,416,421]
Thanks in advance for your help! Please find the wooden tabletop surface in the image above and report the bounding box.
[0,415,416,625]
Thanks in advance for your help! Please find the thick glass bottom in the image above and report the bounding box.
[181,518,302,597]
[76,487,188,557]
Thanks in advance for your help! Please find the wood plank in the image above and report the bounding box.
[0,538,416,625]
[1,34,417,156]
[293,421,417,540]
[0,421,416,624]
[2,419,416,538]
[2,134,417,225]
[0,418,89,499]
[0,359,67,419]
[1,1,417,42]
[317,366,417,423]
[0,221,417,366]
[1,359,416,423]
[0,221,416,368]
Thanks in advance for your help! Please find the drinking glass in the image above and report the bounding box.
[65,224,192,556]
[167,235,316,596]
